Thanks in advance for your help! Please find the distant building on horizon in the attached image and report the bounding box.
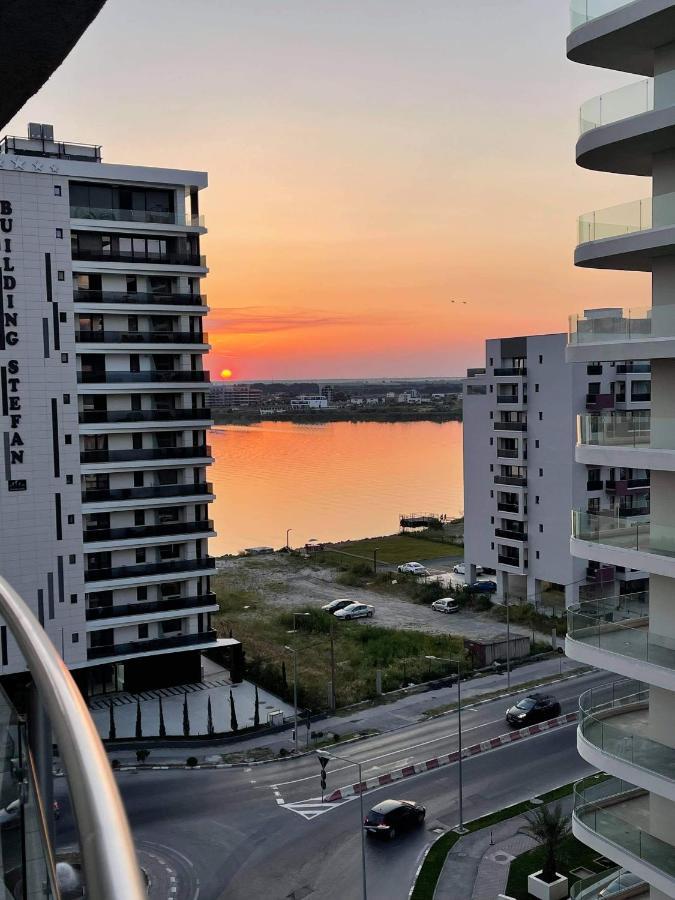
[209,382,263,408]
[290,395,328,410]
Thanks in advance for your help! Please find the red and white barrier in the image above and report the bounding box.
[324,712,577,802]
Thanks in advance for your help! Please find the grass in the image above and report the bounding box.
[312,532,463,566]
[505,835,607,899]
[213,572,468,709]
[410,773,608,900]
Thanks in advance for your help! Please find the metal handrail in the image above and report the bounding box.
[0,576,145,900]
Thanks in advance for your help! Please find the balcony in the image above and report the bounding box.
[570,867,647,900]
[586,392,615,411]
[72,248,205,267]
[579,680,675,793]
[494,475,527,487]
[74,290,206,307]
[574,411,675,471]
[86,591,217,621]
[587,478,604,491]
[84,556,216,583]
[81,445,211,465]
[82,482,213,504]
[87,629,218,661]
[570,0,637,31]
[585,563,615,584]
[605,478,650,494]
[566,596,675,691]
[78,370,210,385]
[79,408,211,425]
[495,528,528,542]
[497,502,520,513]
[498,553,522,567]
[573,777,675,895]
[496,448,526,460]
[494,420,527,432]
[616,362,651,374]
[83,519,214,544]
[496,394,522,404]
[70,205,204,228]
[571,510,675,578]
[493,367,527,377]
[75,330,208,345]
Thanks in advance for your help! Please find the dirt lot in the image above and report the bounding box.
[215,553,547,644]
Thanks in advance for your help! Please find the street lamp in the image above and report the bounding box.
[317,749,367,900]
[284,645,299,753]
[425,655,467,833]
[286,527,293,550]
[505,593,511,689]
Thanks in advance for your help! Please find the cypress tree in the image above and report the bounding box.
[108,701,116,740]
[229,690,238,733]
[207,696,215,736]
[183,693,190,737]
[253,685,260,729]
[158,697,166,738]
[281,660,288,691]
[135,699,142,739]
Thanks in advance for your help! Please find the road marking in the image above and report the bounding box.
[282,798,350,820]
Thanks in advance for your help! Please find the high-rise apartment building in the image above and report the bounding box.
[463,333,649,607]
[566,3,675,898]
[0,124,230,696]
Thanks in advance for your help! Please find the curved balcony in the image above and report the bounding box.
[566,596,675,690]
[75,330,208,346]
[70,205,205,228]
[87,629,218,662]
[0,575,145,899]
[580,80,653,135]
[573,777,675,896]
[568,1,675,77]
[567,304,675,362]
[86,591,217,621]
[82,482,213,504]
[579,680,675,796]
[571,510,675,577]
[78,370,210,386]
[74,289,206,308]
[83,518,214,546]
[576,411,675,470]
[84,556,216,584]
[570,867,648,899]
[79,408,211,426]
[80,444,211,466]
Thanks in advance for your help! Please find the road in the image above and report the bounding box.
[55,669,605,900]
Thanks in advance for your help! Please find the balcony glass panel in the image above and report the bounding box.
[572,509,675,558]
[75,330,207,344]
[578,191,675,244]
[84,557,216,582]
[78,370,209,384]
[574,777,675,878]
[570,0,643,30]
[580,680,675,782]
[70,205,205,227]
[74,290,206,306]
[80,445,211,464]
[87,629,218,660]
[570,868,647,899]
[580,79,653,134]
[82,482,213,503]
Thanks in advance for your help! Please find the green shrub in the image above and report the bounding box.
[186,756,198,768]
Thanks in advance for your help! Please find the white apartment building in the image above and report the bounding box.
[209,382,263,408]
[0,124,239,696]
[565,4,675,898]
[463,333,649,607]
[290,395,328,409]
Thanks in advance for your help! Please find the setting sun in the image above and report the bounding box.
[220,368,233,379]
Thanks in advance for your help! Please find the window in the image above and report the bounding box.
[535,384,539,392]
[490,464,493,472]
[538,355,543,364]
[137,586,147,601]
[67,514,74,524]
[57,271,65,281]
[489,384,493,393]
[490,437,493,445]
[490,490,494,498]
[66,475,73,485]
[539,468,543,477]
[72,633,79,643]
[490,516,494,524]
[63,394,70,404]
[535,496,540,504]
[489,411,493,420]
[490,542,494,550]
[135,548,146,564]
[539,524,544,533]
[69,554,76,564]
[489,358,493,366]
[59,312,67,323]
[61,353,68,363]
[70,594,77,604]
[64,434,72,444]
[535,551,540,560]
[134,510,145,526]
[55,228,63,239]
[161,619,182,635]
[538,412,543,421]
[54,185,62,197]
[138,624,149,639]
[90,629,113,649]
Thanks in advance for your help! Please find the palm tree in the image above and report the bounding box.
[207,696,215,736]
[253,685,260,729]
[229,690,238,733]
[108,701,116,740]
[183,693,190,737]
[135,699,143,740]
[522,802,571,883]
[158,697,166,738]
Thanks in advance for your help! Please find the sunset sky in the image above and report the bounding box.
[6,0,652,379]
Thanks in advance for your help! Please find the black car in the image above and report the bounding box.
[505,693,561,727]
[363,799,426,839]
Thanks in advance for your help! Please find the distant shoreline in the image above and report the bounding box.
[211,408,462,426]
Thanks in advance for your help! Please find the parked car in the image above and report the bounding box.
[431,598,458,614]
[505,693,561,727]
[397,562,430,576]
[452,563,483,576]
[363,799,426,839]
[599,872,645,897]
[468,580,497,593]
[333,603,374,620]
[0,799,21,830]
[321,598,355,614]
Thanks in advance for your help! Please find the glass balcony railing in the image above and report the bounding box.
[580,680,675,782]
[84,556,216,583]
[574,777,675,879]
[572,510,675,558]
[82,482,214,503]
[567,595,675,672]
[83,518,214,543]
[70,205,205,227]
[0,574,145,899]
[570,0,641,31]
[74,289,206,306]
[76,329,208,344]
[79,408,211,425]
[86,591,217,621]
[78,370,210,384]
[570,867,647,900]
[80,444,211,464]
[87,629,218,661]
[578,190,675,244]
[577,410,670,448]
[580,79,653,134]
[569,307,652,344]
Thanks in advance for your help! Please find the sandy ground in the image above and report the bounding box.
[215,554,549,643]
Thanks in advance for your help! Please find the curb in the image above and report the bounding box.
[324,712,578,802]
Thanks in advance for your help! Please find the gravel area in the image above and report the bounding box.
[215,554,547,643]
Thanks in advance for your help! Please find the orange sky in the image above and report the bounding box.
[6,0,652,378]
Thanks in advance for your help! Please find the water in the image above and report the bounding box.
[208,420,463,555]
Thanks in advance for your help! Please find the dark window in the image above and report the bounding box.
[70,594,77,604]
[535,440,539,448]
[138,624,149,639]
[64,434,72,444]
[538,412,543,421]
[57,271,65,281]
[54,185,62,197]
[137,586,147,601]
[63,394,70,404]
[61,353,68,363]
[538,355,543,364]
[55,228,63,239]
[67,514,74,524]
[536,551,540,560]
[69,554,76,564]
[59,312,67,323]
[539,468,543,477]
[135,548,146,564]
[72,633,79,643]
[539,524,543,532]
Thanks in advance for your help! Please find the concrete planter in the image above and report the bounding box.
[527,871,569,900]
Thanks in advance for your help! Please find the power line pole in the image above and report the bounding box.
[330,622,337,712]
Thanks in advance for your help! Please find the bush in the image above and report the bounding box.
[136,749,150,764]
[186,756,198,768]
[111,759,120,770]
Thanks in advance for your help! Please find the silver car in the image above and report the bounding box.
[333,603,374,620]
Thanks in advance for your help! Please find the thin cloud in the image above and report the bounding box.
[207,306,396,335]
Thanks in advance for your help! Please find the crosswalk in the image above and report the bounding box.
[88,675,232,709]
[281,797,352,820]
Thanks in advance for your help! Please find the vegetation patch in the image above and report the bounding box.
[505,835,608,899]
[312,532,463,567]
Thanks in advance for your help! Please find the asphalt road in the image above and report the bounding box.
[55,669,605,900]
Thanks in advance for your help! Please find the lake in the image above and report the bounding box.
[208,420,463,555]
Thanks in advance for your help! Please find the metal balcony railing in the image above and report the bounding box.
[83,519,214,543]
[0,575,145,899]
[86,591,217,621]
[84,557,216,582]
[87,630,218,661]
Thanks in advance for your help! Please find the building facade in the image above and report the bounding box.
[463,333,649,607]
[0,124,234,695]
[566,4,675,898]
[209,382,263,408]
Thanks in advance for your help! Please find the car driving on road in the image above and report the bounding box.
[363,799,426,839]
[333,602,374,620]
[431,598,458,614]
[397,562,429,576]
[505,693,561,727]
[321,598,355,614]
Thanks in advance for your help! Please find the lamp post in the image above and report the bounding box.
[505,593,511,689]
[425,655,467,833]
[284,645,299,752]
[317,750,367,900]
[286,528,293,550]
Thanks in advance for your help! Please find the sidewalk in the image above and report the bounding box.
[102,654,589,766]
[434,796,573,900]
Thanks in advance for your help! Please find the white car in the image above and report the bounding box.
[333,603,374,620]
[397,562,429,576]
[431,598,458,614]
[0,799,21,829]
[452,563,483,576]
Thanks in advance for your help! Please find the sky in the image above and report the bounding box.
[6,0,652,379]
